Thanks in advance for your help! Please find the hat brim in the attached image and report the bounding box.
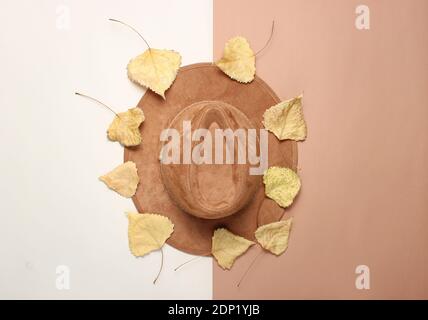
[124,63,297,255]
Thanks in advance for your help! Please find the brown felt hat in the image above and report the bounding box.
[125,63,297,255]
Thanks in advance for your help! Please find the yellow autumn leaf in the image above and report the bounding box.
[263,167,301,208]
[99,161,139,198]
[211,228,254,270]
[255,218,293,255]
[262,95,307,141]
[127,49,181,99]
[215,36,255,83]
[107,107,144,147]
[127,212,174,257]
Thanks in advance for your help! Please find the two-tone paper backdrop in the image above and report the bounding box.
[0,0,427,299]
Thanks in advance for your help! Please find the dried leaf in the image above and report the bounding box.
[262,95,307,141]
[215,36,255,83]
[263,167,301,208]
[127,49,181,99]
[127,212,174,257]
[255,218,293,255]
[107,107,144,147]
[99,161,139,198]
[212,228,254,270]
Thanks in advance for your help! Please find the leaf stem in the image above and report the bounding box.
[109,18,151,50]
[254,20,275,56]
[153,248,164,284]
[174,253,211,271]
[237,250,265,287]
[239,207,287,287]
[74,92,119,117]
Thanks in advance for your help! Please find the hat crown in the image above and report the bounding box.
[160,100,261,220]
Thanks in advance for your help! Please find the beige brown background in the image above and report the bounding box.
[213,0,428,299]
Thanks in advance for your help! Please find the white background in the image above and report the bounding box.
[0,0,213,299]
